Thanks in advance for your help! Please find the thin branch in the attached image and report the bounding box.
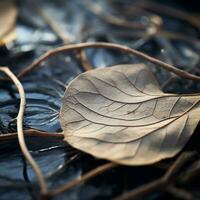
[47,162,117,198]
[17,42,200,82]
[0,129,64,141]
[114,152,195,200]
[166,185,193,200]
[180,159,200,183]
[0,67,48,194]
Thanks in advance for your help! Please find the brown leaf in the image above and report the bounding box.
[60,64,200,165]
[0,0,17,45]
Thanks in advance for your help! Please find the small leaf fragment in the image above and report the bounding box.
[60,64,200,165]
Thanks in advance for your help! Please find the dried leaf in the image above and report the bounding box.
[0,0,17,45]
[60,64,200,165]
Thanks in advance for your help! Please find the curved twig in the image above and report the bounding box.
[0,67,48,194]
[166,185,193,200]
[17,42,200,82]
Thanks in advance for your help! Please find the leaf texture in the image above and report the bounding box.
[60,64,200,165]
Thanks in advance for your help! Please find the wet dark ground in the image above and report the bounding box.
[0,0,200,199]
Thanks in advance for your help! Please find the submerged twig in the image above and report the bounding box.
[17,42,200,82]
[0,67,48,194]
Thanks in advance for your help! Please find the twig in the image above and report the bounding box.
[0,129,64,141]
[46,162,117,198]
[166,185,193,200]
[114,152,195,200]
[17,42,200,82]
[0,67,48,194]
[180,159,200,183]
